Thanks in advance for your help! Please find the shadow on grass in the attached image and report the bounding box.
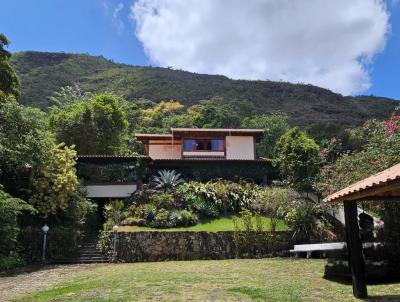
[324,274,400,285]
[365,295,400,302]
[324,275,400,302]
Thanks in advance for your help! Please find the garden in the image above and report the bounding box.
[100,170,330,239]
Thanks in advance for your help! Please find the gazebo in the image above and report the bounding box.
[324,162,400,299]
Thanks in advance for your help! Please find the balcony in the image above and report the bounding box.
[182,151,224,157]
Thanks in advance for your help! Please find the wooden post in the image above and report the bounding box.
[343,201,368,299]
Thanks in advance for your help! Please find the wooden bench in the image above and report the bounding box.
[290,242,346,258]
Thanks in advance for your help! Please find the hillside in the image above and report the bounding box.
[11,51,398,126]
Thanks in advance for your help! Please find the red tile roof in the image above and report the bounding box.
[135,133,172,138]
[324,162,400,203]
[170,128,264,133]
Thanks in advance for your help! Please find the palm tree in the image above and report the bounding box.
[152,169,184,192]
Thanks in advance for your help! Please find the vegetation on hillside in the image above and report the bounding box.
[11,51,398,127]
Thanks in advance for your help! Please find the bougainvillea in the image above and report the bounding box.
[317,111,400,196]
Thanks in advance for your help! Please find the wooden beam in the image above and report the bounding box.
[327,181,400,203]
[358,196,400,203]
[344,201,368,299]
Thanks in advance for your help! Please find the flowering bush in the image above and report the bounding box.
[317,111,400,196]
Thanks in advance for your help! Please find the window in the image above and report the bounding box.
[183,138,224,151]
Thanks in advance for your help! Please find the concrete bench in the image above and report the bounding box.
[290,242,346,258]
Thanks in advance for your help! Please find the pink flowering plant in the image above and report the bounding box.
[317,108,400,197]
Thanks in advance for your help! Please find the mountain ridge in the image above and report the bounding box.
[11,51,398,127]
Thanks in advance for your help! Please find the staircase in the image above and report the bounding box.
[76,233,109,263]
[55,233,109,264]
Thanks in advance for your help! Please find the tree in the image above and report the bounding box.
[139,100,184,132]
[187,98,246,128]
[50,93,128,154]
[0,33,20,99]
[29,144,79,217]
[48,84,93,108]
[241,113,289,158]
[275,127,320,191]
[0,186,36,259]
[0,101,54,196]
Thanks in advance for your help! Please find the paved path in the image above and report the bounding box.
[0,264,96,302]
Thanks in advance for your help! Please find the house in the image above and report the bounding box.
[135,128,273,182]
[77,155,150,199]
[135,128,263,161]
[76,128,274,199]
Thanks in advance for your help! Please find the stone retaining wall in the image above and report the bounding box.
[115,231,294,262]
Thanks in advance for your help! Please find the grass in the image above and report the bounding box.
[118,215,287,232]
[9,258,400,301]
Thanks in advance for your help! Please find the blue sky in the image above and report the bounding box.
[1,0,399,99]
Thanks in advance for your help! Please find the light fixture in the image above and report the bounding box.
[42,224,49,233]
[42,224,50,263]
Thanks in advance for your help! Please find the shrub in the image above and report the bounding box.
[47,226,81,261]
[0,187,36,260]
[169,210,182,227]
[233,210,268,258]
[190,196,219,217]
[0,252,25,271]
[284,201,324,241]
[97,231,113,260]
[142,204,157,221]
[252,187,296,231]
[149,192,175,209]
[151,209,171,228]
[103,200,125,230]
[180,210,198,226]
[120,217,146,226]
[18,225,81,262]
[179,179,257,214]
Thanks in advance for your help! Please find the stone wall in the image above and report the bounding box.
[115,231,294,262]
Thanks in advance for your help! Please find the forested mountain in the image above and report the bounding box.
[11,51,398,126]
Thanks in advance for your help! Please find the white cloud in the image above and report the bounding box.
[113,3,125,34]
[131,0,390,95]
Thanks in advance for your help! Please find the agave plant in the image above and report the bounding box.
[152,169,184,192]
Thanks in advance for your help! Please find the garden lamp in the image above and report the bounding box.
[42,224,49,263]
[112,225,119,262]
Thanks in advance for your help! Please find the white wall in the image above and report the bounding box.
[183,151,224,157]
[86,184,137,198]
[226,136,254,160]
[148,144,182,159]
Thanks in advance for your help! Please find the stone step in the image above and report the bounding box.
[79,256,107,261]
[78,258,109,263]
[80,253,105,257]
[79,246,99,251]
[54,233,109,264]
[79,249,102,253]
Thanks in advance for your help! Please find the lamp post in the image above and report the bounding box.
[112,225,119,262]
[42,224,49,264]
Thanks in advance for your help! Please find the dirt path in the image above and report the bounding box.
[0,264,99,302]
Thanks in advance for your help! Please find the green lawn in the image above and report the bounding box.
[8,258,400,301]
[118,216,287,232]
